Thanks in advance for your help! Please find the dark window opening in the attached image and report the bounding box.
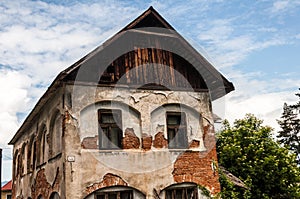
[166,187,198,199]
[98,109,122,149]
[100,65,115,82]
[96,190,133,199]
[166,112,188,149]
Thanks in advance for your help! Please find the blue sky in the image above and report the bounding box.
[0,0,299,182]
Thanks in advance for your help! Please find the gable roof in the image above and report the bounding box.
[121,6,175,31]
[1,180,12,191]
[9,7,234,145]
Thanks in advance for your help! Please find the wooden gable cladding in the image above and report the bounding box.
[99,48,208,91]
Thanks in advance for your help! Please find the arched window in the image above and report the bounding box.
[37,124,46,165]
[164,183,198,199]
[49,192,60,199]
[85,186,145,199]
[49,110,62,157]
[27,136,34,173]
[21,143,26,175]
[151,103,205,150]
[13,149,19,178]
[80,101,141,150]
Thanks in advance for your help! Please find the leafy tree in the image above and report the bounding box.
[217,114,300,199]
[277,89,300,163]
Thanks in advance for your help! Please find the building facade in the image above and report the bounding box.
[9,7,234,199]
[1,180,12,199]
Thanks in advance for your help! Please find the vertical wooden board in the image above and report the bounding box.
[134,49,139,82]
[124,53,130,83]
[156,49,164,85]
[114,61,120,81]
[152,48,159,85]
[141,48,148,83]
[147,48,153,83]
[168,52,176,86]
[128,51,136,84]
[137,48,144,84]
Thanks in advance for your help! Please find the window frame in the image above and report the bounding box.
[98,109,123,150]
[166,112,188,149]
[165,186,198,199]
[95,190,133,199]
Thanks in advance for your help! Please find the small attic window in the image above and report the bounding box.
[98,109,122,149]
[166,112,188,149]
[100,65,115,83]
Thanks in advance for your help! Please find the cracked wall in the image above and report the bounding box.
[63,84,220,198]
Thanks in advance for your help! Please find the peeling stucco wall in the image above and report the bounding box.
[62,84,220,198]
[12,83,220,199]
[12,87,65,199]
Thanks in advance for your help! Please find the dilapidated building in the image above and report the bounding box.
[9,7,234,199]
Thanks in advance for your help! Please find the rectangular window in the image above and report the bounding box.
[166,112,188,149]
[96,190,133,199]
[98,109,122,149]
[166,187,197,199]
[7,195,12,199]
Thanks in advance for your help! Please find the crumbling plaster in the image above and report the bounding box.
[62,84,219,198]
[12,87,65,199]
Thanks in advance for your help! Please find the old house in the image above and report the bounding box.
[9,7,234,199]
[1,180,12,199]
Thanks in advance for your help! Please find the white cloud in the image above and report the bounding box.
[0,70,31,146]
[213,69,300,133]
[271,0,290,13]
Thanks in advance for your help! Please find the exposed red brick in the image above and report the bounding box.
[173,131,221,196]
[122,128,140,149]
[82,136,98,149]
[189,140,200,148]
[85,173,128,195]
[141,134,152,151]
[153,132,168,148]
[31,168,61,199]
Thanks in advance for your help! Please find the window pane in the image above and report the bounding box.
[100,128,109,148]
[177,128,187,148]
[101,114,116,124]
[110,128,121,148]
[167,115,181,125]
[168,128,176,148]
[97,194,105,199]
[98,109,122,149]
[120,191,132,199]
[108,193,117,199]
[167,112,187,149]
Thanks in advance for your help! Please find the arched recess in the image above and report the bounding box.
[27,135,35,173]
[13,149,19,178]
[80,100,141,150]
[84,186,145,199]
[49,110,62,157]
[37,124,46,165]
[49,192,60,199]
[20,143,26,175]
[151,103,206,150]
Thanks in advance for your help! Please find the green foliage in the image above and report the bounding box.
[217,114,300,198]
[277,89,300,164]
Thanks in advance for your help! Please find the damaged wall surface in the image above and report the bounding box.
[9,6,234,199]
